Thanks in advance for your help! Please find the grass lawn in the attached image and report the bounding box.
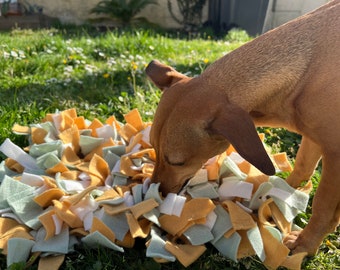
[0,26,339,269]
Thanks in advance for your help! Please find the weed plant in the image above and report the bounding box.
[0,26,338,269]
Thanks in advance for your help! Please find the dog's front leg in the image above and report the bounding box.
[286,136,322,188]
[284,153,340,255]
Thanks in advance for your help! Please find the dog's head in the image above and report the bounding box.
[146,60,275,195]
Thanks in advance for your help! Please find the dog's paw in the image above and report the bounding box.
[283,231,301,251]
[283,231,317,255]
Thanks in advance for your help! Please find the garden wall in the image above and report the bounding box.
[26,0,208,28]
[0,0,329,31]
[263,0,329,32]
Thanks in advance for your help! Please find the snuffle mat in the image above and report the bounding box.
[0,108,311,269]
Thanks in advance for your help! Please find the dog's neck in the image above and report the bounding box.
[200,23,314,119]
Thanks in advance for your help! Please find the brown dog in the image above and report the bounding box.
[145,0,339,256]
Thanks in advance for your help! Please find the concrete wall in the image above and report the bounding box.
[26,0,208,28]
[3,0,329,30]
[263,0,329,32]
[26,0,108,25]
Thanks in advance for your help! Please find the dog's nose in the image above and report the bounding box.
[158,178,192,196]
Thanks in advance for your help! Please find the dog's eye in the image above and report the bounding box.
[165,155,185,166]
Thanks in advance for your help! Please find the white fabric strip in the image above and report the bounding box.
[0,138,40,171]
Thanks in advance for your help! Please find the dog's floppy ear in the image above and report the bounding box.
[209,103,276,175]
[146,60,188,91]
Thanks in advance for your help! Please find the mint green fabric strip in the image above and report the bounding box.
[104,150,120,171]
[103,145,126,157]
[79,135,104,156]
[144,183,163,204]
[264,225,282,241]
[7,238,35,268]
[272,200,299,222]
[183,224,214,245]
[268,176,309,222]
[212,232,241,262]
[79,129,92,136]
[143,208,161,227]
[146,228,176,262]
[68,235,79,253]
[29,122,58,143]
[82,231,124,252]
[186,182,219,199]
[55,173,90,194]
[0,161,18,181]
[29,140,63,158]
[131,158,142,167]
[247,226,266,262]
[90,189,104,199]
[132,184,143,204]
[218,177,253,200]
[36,151,60,169]
[210,205,233,244]
[41,235,79,257]
[7,189,43,230]
[100,212,129,242]
[248,176,309,222]
[32,225,69,254]
[112,173,128,187]
[248,182,273,210]
[0,175,35,209]
[269,176,309,211]
[219,156,247,180]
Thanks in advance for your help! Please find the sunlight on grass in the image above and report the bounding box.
[0,27,244,149]
[0,26,338,270]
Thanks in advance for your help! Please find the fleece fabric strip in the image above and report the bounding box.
[0,108,311,269]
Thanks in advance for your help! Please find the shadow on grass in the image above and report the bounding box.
[0,59,207,157]
[0,61,204,106]
[52,23,222,42]
[0,72,133,105]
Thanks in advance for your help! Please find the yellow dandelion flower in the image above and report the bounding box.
[131,61,138,70]
[203,58,209,64]
[63,59,67,64]
[103,73,110,79]
[325,239,336,249]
